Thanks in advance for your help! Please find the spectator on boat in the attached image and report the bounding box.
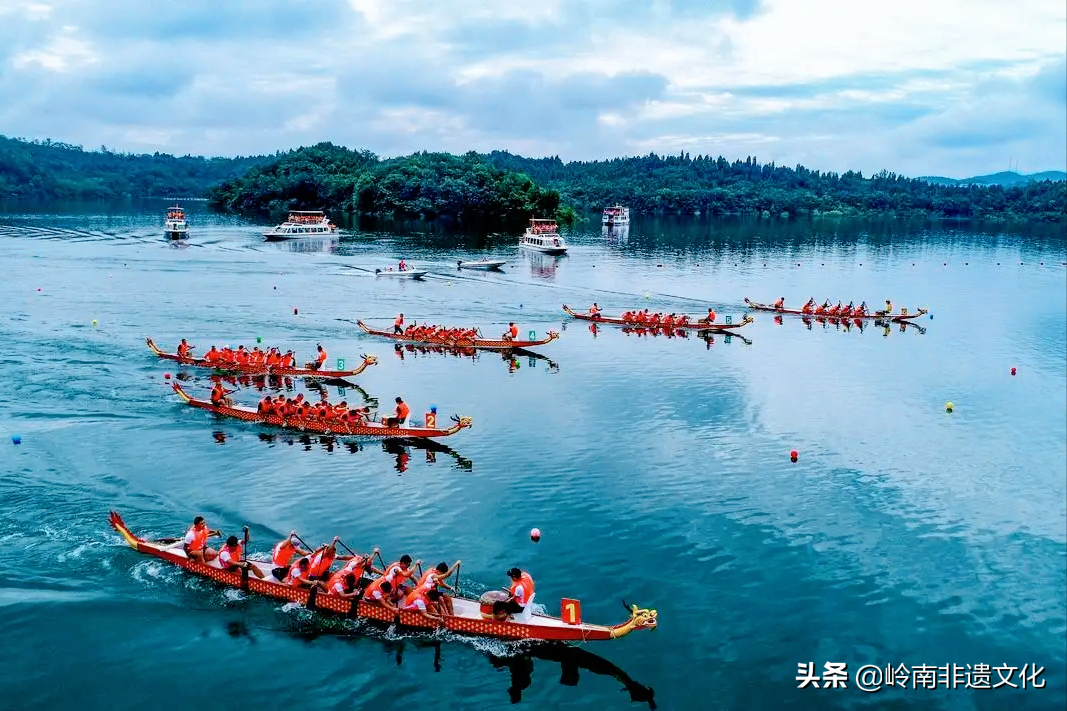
[401,588,444,625]
[385,397,410,427]
[218,536,266,579]
[183,516,220,563]
[394,313,405,334]
[502,567,535,619]
[270,532,310,581]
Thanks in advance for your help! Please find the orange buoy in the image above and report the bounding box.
[164,373,171,380]
[530,528,541,542]
[789,449,798,462]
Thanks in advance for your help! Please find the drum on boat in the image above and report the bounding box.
[479,590,509,619]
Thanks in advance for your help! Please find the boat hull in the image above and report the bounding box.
[743,298,927,321]
[520,244,567,255]
[458,260,506,270]
[374,269,427,279]
[357,321,560,351]
[108,512,656,643]
[562,305,753,331]
[145,338,377,380]
[171,383,472,439]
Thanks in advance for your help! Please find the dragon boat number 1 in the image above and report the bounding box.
[562,598,582,625]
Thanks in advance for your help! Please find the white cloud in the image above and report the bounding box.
[0,0,1063,177]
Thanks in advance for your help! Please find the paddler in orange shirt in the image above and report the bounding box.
[394,313,405,334]
[182,516,220,563]
[384,397,410,427]
[270,531,311,581]
[217,535,266,579]
[177,339,194,358]
[502,322,519,341]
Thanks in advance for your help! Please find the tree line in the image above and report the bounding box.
[2,135,1063,223]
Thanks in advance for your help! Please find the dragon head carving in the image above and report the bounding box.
[629,604,658,630]
[360,353,379,366]
[450,415,474,429]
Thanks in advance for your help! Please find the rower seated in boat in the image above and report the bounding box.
[802,298,815,314]
[363,577,398,613]
[285,557,325,589]
[700,307,716,325]
[305,344,328,371]
[177,339,194,358]
[401,588,444,625]
[381,555,420,596]
[855,301,868,316]
[209,382,234,407]
[270,532,310,581]
[589,303,602,318]
[501,567,535,620]
[328,573,362,599]
[774,297,785,310]
[876,299,893,316]
[183,516,220,563]
[218,535,266,579]
[502,322,519,341]
[394,313,405,334]
[306,537,341,580]
[384,397,409,427]
[676,314,690,326]
[414,561,461,616]
[257,395,274,416]
[203,346,220,363]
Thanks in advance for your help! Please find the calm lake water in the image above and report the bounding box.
[0,201,1064,710]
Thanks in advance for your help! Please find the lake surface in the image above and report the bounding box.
[0,201,1064,710]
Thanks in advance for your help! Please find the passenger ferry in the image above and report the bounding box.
[518,218,568,255]
[602,204,630,226]
[263,210,338,240]
[163,206,189,239]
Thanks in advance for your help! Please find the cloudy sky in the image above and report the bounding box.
[1,0,1064,177]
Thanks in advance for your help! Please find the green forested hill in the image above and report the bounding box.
[0,135,269,200]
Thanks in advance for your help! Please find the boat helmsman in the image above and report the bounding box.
[503,567,535,618]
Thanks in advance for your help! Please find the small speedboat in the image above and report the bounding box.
[457,259,506,270]
[375,267,427,279]
[164,206,189,240]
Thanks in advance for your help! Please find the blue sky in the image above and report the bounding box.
[1,0,1064,177]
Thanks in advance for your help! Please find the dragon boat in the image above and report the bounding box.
[356,320,560,351]
[562,305,753,331]
[171,383,473,439]
[108,512,657,643]
[743,298,928,322]
[146,338,378,380]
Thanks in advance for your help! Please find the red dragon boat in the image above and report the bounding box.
[743,298,928,322]
[562,305,753,331]
[108,512,657,643]
[356,320,560,351]
[147,338,378,380]
[171,382,473,439]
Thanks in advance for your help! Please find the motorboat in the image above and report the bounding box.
[164,206,189,239]
[518,219,567,254]
[602,205,630,226]
[457,259,506,270]
[264,210,338,240]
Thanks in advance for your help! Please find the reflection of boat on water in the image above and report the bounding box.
[487,642,656,708]
[390,342,559,373]
[264,210,337,240]
[602,223,629,243]
[266,236,339,254]
[526,250,564,280]
[382,436,473,472]
[576,321,752,346]
[794,314,927,336]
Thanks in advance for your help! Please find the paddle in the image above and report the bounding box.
[336,538,358,558]
[242,526,249,563]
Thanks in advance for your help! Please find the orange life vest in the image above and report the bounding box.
[272,540,296,567]
[218,543,242,567]
[285,561,309,586]
[415,570,439,592]
[316,350,327,365]
[364,576,390,601]
[509,572,535,605]
[402,588,429,610]
[394,316,403,327]
[186,525,208,552]
[308,547,335,577]
[509,325,519,339]
[396,402,410,421]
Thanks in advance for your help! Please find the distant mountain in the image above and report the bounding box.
[919,170,1067,187]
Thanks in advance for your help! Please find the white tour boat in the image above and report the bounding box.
[518,218,568,255]
[457,259,507,270]
[164,206,189,239]
[602,205,630,226]
[263,210,338,240]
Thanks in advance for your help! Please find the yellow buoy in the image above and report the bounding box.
[91,319,98,326]
[945,401,954,413]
